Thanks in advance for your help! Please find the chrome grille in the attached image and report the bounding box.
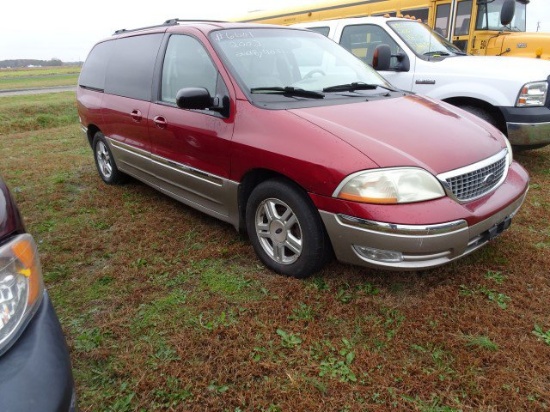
[438,149,509,202]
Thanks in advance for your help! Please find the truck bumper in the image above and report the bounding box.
[499,105,550,147]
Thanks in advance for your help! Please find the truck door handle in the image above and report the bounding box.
[153,116,167,129]
[130,109,142,122]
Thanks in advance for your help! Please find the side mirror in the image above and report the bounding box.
[373,44,410,72]
[500,0,515,26]
[373,44,392,70]
[176,87,212,110]
[395,52,410,72]
[176,87,230,117]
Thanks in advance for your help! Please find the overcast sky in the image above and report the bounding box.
[1,0,549,62]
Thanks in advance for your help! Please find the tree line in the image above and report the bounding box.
[0,58,81,68]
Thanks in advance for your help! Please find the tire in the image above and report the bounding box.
[92,132,126,185]
[245,178,331,278]
[458,105,498,128]
[458,105,549,151]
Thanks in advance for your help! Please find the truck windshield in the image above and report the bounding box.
[475,0,527,31]
[388,20,464,58]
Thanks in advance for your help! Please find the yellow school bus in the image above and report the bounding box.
[233,0,548,59]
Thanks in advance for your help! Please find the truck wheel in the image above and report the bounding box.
[458,105,548,151]
[246,178,331,278]
[458,105,498,128]
[92,132,126,184]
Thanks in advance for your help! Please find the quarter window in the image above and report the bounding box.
[79,41,114,91]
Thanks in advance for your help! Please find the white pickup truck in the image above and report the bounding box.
[293,16,550,150]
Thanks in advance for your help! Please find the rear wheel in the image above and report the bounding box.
[246,179,331,278]
[92,132,126,184]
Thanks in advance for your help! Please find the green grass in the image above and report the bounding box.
[0,91,78,133]
[0,66,79,90]
[1,92,549,411]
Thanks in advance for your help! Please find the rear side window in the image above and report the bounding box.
[105,34,164,101]
[79,41,114,91]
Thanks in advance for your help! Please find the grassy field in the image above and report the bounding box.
[0,65,80,90]
[0,91,549,411]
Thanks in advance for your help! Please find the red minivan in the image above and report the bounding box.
[77,20,529,278]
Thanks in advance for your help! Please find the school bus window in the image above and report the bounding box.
[372,12,396,17]
[435,4,451,37]
[476,0,526,31]
[401,8,429,23]
[454,0,473,36]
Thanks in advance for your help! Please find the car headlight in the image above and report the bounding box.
[504,136,513,165]
[334,167,445,204]
[0,234,44,355]
[516,81,548,107]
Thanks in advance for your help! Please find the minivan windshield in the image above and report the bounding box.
[388,20,465,58]
[210,28,392,94]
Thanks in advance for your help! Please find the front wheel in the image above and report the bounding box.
[457,105,498,128]
[246,179,331,278]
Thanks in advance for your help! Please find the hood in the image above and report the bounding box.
[0,176,24,240]
[499,32,550,60]
[289,94,505,175]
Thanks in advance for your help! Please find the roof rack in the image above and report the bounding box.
[113,18,227,35]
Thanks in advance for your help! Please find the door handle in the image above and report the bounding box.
[130,109,142,122]
[153,116,168,129]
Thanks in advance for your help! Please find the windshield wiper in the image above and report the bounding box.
[323,82,397,93]
[250,86,325,99]
[423,51,451,56]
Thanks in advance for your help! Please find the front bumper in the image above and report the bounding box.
[0,292,77,412]
[320,188,527,271]
[499,105,550,147]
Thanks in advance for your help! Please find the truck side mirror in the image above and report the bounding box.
[373,44,410,72]
[500,0,515,26]
[373,44,392,70]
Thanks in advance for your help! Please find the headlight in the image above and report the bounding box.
[334,168,445,204]
[516,81,548,107]
[0,234,44,355]
[504,136,513,165]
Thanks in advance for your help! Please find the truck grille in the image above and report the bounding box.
[438,149,509,202]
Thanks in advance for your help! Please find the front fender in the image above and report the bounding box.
[413,80,510,107]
